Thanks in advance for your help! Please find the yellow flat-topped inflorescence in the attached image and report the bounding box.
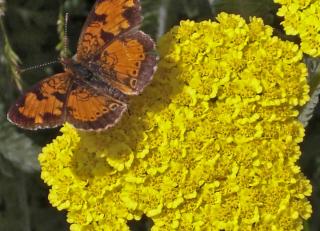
[275,0,320,57]
[39,13,312,231]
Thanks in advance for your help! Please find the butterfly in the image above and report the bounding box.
[7,0,157,131]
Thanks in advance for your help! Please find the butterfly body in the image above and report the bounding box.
[62,57,127,101]
[8,0,157,131]
[63,58,95,82]
[63,57,129,103]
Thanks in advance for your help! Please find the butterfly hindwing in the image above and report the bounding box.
[7,72,72,130]
[94,31,157,95]
[76,0,142,62]
[65,80,127,131]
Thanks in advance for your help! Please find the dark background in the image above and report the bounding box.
[0,0,319,230]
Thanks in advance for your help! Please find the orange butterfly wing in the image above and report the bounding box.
[95,31,156,95]
[7,72,72,130]
[65,80,127,131]
[76,0,141,62]
[7,0,156,131]
[76,0,157,95]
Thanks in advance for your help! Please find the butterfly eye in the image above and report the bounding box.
[109,103,119,111]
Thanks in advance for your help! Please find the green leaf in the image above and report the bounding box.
[0,158,68,231]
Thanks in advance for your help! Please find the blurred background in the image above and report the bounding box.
[0,0,319,230]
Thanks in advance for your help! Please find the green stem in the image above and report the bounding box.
[0,16,23,91]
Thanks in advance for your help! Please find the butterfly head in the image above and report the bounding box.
[60,57,72,68]
[60,57,80,73]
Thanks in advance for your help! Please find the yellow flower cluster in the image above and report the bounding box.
[275,0,320,57]
[39,13,312,230]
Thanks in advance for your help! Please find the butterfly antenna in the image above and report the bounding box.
[18,60,60,74]
[63,12,70,58]
[18,13,69,74]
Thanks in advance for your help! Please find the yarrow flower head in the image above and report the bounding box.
[275,0,320,57]
[39,13,312,230]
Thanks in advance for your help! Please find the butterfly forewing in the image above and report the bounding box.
[76,0,142,62]
[7,72,72,130]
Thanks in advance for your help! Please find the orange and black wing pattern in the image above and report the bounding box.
[7,0,156,131]
[7,72,72,130]
[76,0,157,95]
[76,0,142,62]
[65,80,127,131]
[96,31,156,95]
